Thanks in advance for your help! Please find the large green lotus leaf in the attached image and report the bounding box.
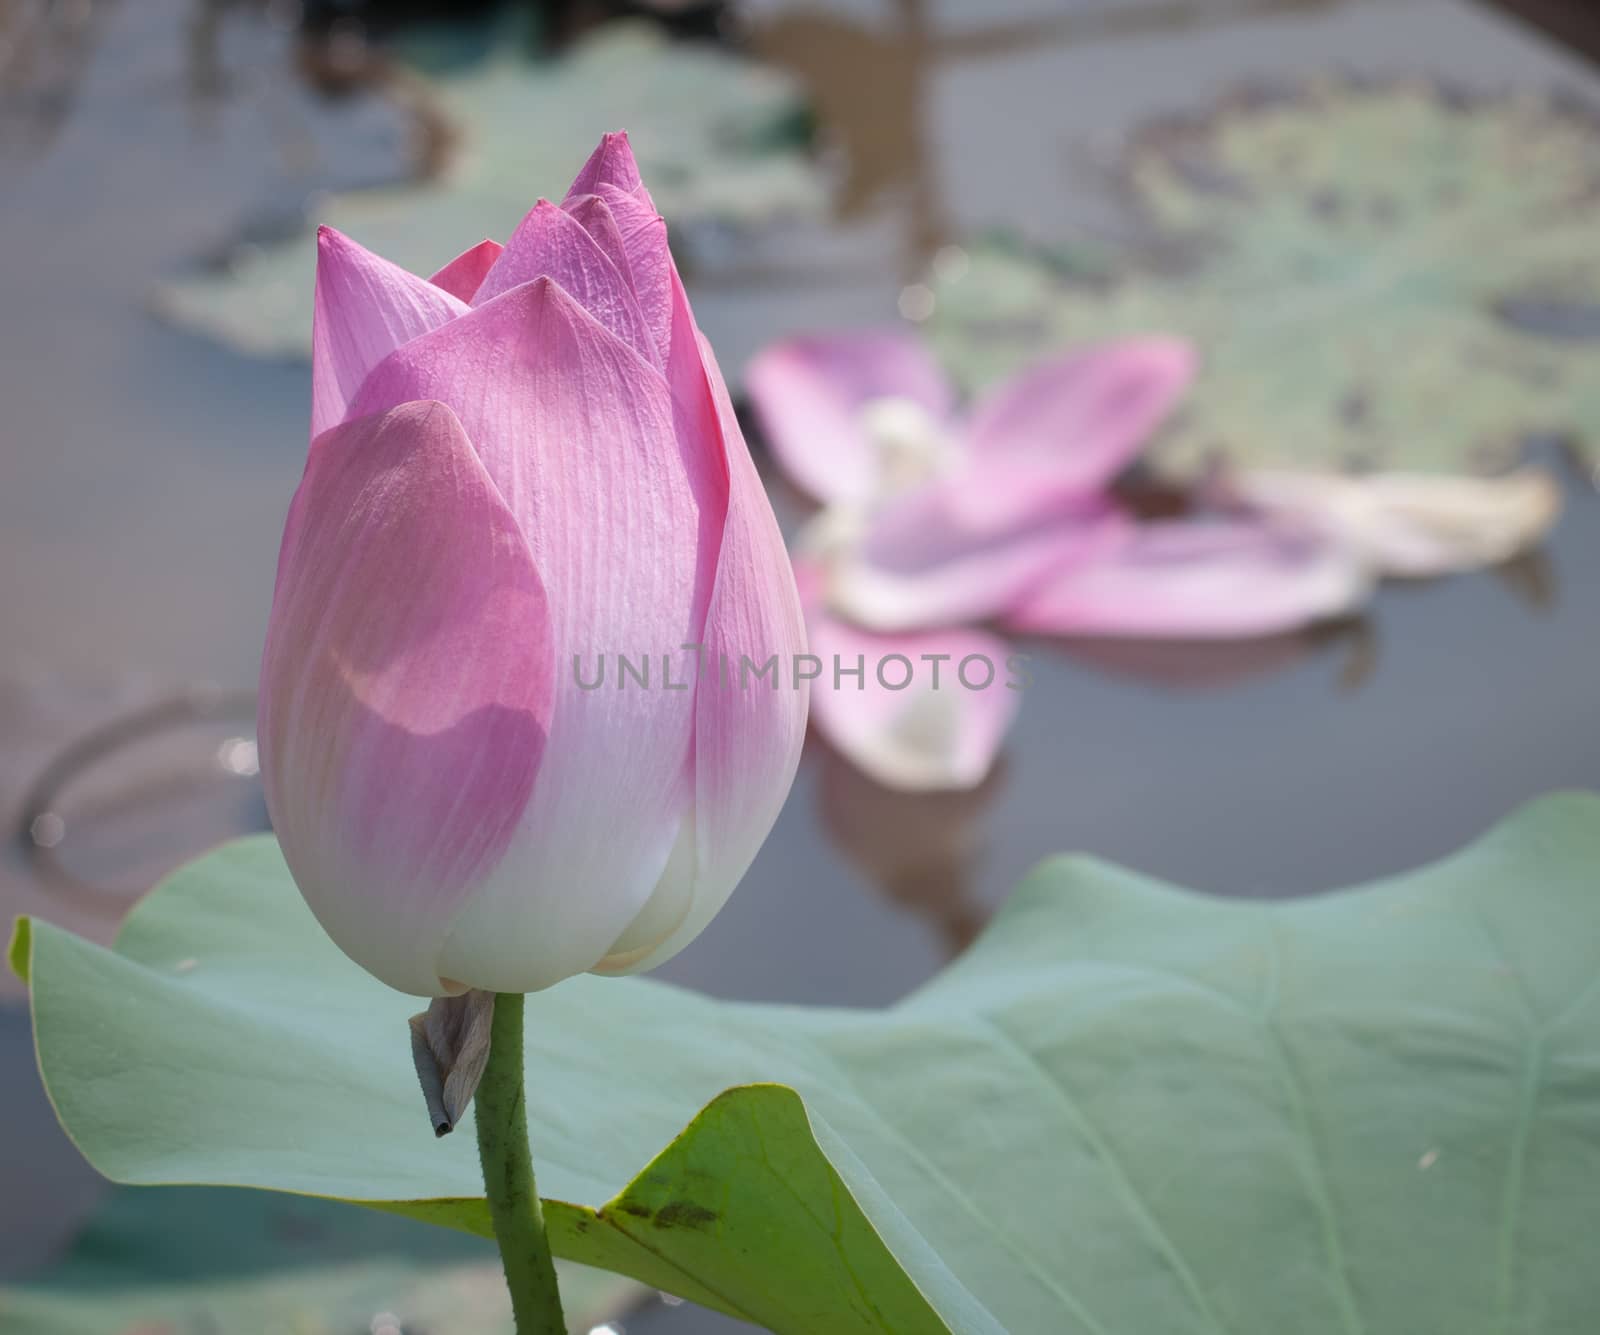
[0,1186,638,1333]
[930,84,1600,476]
[14,793,1600,1333]
[151,22,819,359]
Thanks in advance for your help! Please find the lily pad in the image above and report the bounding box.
[930,83,1600,476]
[14,793,1600,1332]
[152,22,821,360]
[0,1186,639,1334]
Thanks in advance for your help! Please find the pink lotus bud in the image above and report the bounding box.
[259,134,808,997]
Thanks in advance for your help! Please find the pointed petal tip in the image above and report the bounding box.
[311,230,469,439]
[517,272,560,309]
[567,130,643,199]
[469,204,658,364]
[501,199,560,238]
[315,224,351,255]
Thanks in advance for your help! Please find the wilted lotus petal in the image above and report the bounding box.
[1229,469,1562,578]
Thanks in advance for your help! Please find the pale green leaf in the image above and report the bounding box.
[17,793,1600,1332]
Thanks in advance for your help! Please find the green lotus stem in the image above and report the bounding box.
[477,991,567,1335]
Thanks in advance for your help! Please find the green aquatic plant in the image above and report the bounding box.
[931,82,1600,478]
[14,794,1600,1332]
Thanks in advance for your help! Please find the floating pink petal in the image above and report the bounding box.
[1004,519,1370,639]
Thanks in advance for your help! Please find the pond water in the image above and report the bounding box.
[2,0,1598,1329]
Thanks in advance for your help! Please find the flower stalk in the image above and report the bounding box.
[476,992,566,1334]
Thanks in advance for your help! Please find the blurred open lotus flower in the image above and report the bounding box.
[750,330,1369,637]
[259,134,807,998]
[750,330,1367,790]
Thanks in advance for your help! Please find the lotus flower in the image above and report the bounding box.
[751,330,1368,636]
[259,134,807,998]
[751,331,1367,789]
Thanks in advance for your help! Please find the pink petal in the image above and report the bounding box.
[830,490,1123,632]
[745,331,957,506]
[959,337,1196,522]
[595,274,808,975]
[594,183,673,366]
[554,176,672,365]
[258,401,554,997]
[428,238,503,303]
[807,609,1019,793]
[310,228,468,440]
[470,200,658,366]
[1004,518,1370,639]
[564,129,644,199]
[349,278,712,993]
[561,194,635,290]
